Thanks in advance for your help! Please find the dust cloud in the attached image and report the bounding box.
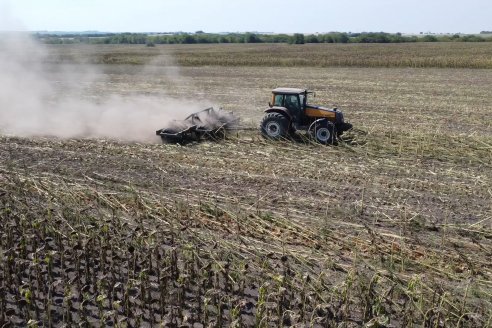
[0,33,208,143]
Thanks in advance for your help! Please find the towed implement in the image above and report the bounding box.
[156,107,240,143]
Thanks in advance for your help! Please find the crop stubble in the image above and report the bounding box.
[0,44,491,326]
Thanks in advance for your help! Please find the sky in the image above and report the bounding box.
[0,0,490,34]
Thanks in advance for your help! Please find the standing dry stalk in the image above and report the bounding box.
[63,286,72,324]
[230,301,242,328]
[255,283,268,327]
[46,283,53,328]
[217,295,224,328]
[459,279,471,319]
[159,271,168,318]
[203,295,210,326]
[96,294,107,322]
[0,285,4,322]
[223,261,231,293]
[359,184,366,215]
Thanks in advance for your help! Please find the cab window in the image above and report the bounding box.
[299,94,305,108]
[274,94,284,106]
[285,95,301,110]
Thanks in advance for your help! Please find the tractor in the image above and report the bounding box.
[260,88,352,144]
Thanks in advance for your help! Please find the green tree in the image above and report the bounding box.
[421,35,438,42]
[461,35,485,42]
[219,36,230,43]
[306,34,319,43]
[244,33,261,43]
[180,34,196,44]
[290,33,305,44]
[330,33,349,43]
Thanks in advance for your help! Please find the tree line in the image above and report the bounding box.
[35,32,491,45]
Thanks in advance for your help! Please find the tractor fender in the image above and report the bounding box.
[265,107,292,121]
[308,118,335,133]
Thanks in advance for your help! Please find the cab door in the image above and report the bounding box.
[284,94,300,121]
[298,93,310,125]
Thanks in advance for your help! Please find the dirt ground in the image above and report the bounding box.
[1,45,491,326]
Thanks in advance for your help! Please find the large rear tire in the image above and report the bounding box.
[310,120,336,145]
[260,113,290,140]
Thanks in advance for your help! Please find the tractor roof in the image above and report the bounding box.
[272,88,307,95]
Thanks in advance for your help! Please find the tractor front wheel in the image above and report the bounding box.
[260,113,290,140]
[310,120,336,145]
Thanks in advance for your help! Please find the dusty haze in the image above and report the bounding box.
[0,34,209,143]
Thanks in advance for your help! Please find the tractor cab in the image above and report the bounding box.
[270,88,310,125]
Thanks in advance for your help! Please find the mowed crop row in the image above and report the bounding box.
[1,132,491,326]
[45,42,492,69]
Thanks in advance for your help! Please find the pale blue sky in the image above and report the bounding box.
[1,0,490,34]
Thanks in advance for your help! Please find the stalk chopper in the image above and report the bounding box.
[156,88,352,144]
[155,107,240,143]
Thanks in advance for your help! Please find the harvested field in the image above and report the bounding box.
[45,43,492,69]
[1,44,491,327]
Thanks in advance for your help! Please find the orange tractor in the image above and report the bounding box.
[260,88,352,144]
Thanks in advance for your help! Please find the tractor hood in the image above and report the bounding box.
[305,104,339,121]
[307,104,338,112]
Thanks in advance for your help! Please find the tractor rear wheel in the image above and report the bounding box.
[310,120,336,145]
[260,113,290,140]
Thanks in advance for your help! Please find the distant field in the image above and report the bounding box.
[46,42,492,68]
[1,43,491,326]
